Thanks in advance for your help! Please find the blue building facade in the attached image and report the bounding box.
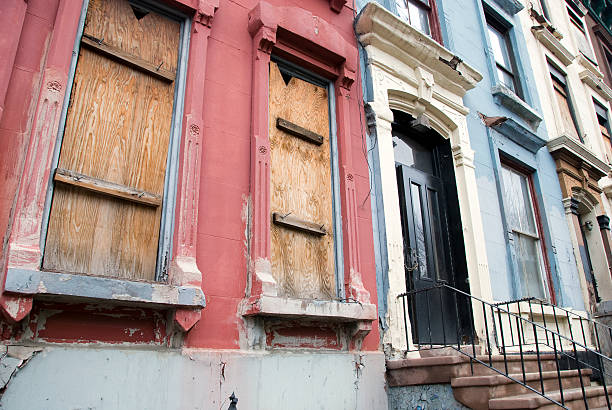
[358,0,585,322]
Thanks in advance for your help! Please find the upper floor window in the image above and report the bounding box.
[566,0,597,61]
[548,62,582,141]
[594,99,612,155]
[395,0,443,43]
[486,15,521,97]
[566,0,585,32]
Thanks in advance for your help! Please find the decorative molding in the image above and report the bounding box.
[242,295,376,321]
[357,2,494,350]
[328,0,346,13]
[547,134,611,179]
[4,269,206,308]
[2,0,84,321]
[194,0,218,28]
[597,215,610,230]
[491,117,547,153]
[2,0,219,328]
[244,1,374,328]
[532,26,576,66]
[579,68,612,102]
[356,2,482,96]
[563,197,581,215]
[491,84,543,130]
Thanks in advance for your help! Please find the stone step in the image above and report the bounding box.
[418,345,484,357]
[451,369,593,409]
[488,385,612,409]
[454,354,559,377]
[387,354,560,386]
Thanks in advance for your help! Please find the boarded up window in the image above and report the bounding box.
[549,62,580,140]
[43,0,181,281]
[269,62,336,299]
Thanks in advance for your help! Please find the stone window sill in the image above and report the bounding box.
[242,295,377,322]
[531,26,575,66]
[492,84,542,130]
[487,0,523,15]
[4,268,206,309]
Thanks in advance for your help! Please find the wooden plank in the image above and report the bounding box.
[269,62,336,299]
[54,168,162,207]
[272,212,327,236]
[81,36,175,83]
[43,0,180,281]
[276,117,324,145]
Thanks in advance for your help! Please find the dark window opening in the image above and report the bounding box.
[566,0,586,32]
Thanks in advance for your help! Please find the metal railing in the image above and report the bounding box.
[398,283,612,409]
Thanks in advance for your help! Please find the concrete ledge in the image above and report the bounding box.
[242,295,377,322]
[4,268,206,308]
[547,134,611,177]
[491,85,542,130]
[531,26,575,66]
[488,0,524,15]
[491,116,546,153]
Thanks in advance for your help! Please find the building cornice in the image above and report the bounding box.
[355,2,482,96]
[547,134,611,179]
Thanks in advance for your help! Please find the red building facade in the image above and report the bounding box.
[0,0,386,407]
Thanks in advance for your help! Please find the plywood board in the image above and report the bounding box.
[269,62,336,299]
[43,0,180,281]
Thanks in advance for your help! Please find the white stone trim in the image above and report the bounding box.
[531,26,576,66]
[356,1,491,353]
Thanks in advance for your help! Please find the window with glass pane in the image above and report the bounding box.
[500,164,547,299]
[594,100,612,152]
[486,18,519,95]
[549,63,581,140]
[395,0,431,36]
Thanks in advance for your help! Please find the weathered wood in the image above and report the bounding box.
[269,62,336,299]
[43,0,180,281]
[272,212,327,236]
[54,168,162,207]
[276,117,324,145]
[81,36,175,83]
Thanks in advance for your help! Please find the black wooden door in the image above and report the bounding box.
[397,163,459,345]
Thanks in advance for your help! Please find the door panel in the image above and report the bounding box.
[397,163,458,345]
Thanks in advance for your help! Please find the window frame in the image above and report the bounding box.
[394,0,443,44]
[499,157,555,303]
[594,98,612,151]
[548,60,583,142]
[41,0,191,282]
[268,56,345,298]
[485,9,524,99]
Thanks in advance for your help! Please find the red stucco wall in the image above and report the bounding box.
[0,0,379,352]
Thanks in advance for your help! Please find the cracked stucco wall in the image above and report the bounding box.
[0,347,387,410]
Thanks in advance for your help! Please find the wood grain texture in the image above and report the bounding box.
[269,62,336,299]
[272,212,328,236]
[276,117,324,145]
[54,168,162,207]
[43,0,180,281]
[81,36,175,82]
